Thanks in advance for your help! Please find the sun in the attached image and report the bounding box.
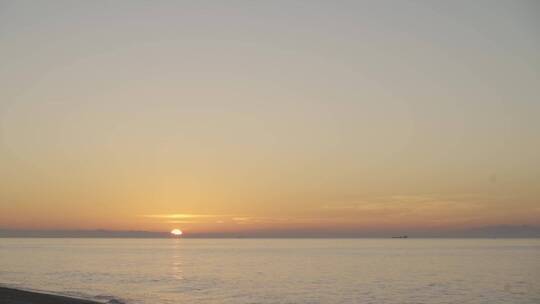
[170,229,183,236]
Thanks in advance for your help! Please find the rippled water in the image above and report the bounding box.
[1,238,539,304]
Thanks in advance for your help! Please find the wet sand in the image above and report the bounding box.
[0,287,101,304]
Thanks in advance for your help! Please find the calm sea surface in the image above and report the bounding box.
[1,238,539,304]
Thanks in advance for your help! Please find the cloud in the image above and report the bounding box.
[142,213,248,225]
[316,193,501,225]
[322,194,491,212]
[142,214,231,219]
[165,220,200,224]
[138,192,533,230]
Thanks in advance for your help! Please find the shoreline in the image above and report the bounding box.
[0,287,103,304]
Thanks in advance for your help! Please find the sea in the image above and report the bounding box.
[1,238,539,304]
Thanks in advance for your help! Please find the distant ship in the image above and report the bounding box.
[392,235,408,238]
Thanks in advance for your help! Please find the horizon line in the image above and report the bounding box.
[1,225,539,238]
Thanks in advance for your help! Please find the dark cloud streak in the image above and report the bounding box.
[1,225,539,238]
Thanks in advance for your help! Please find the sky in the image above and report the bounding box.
[0,0,539,236]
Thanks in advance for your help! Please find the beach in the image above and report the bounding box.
[0,287,101,304]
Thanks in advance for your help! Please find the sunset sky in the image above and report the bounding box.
[1,1,539,236]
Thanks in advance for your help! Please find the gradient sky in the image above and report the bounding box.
[1,0,539,235]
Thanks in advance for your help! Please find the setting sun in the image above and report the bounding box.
[170,229,183,236]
